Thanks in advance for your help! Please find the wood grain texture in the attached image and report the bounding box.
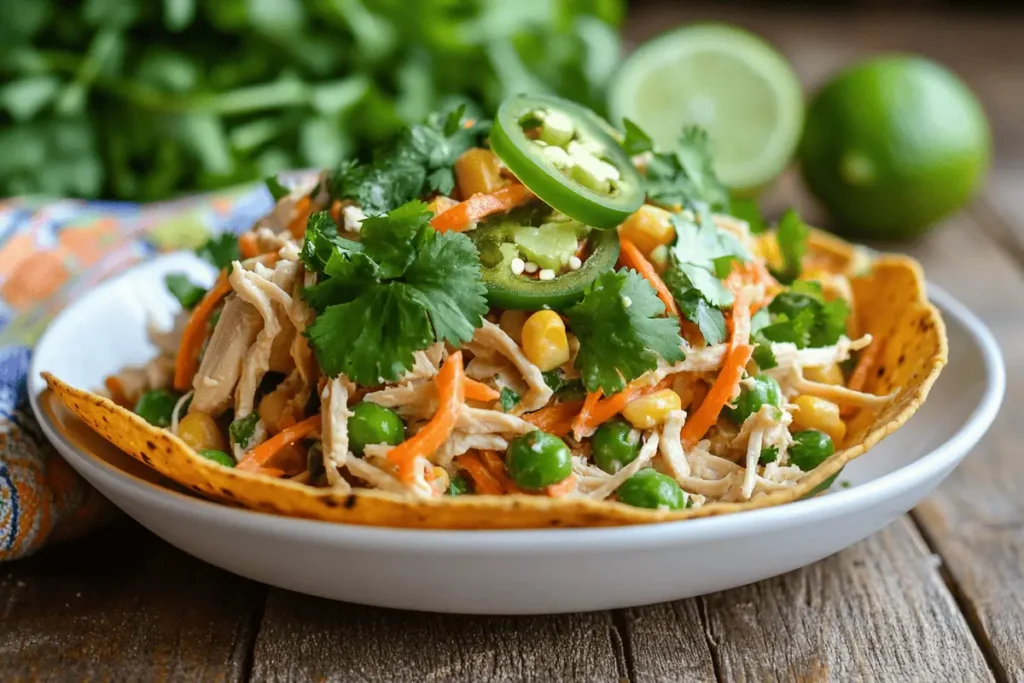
[0,520,263,682]
[697,518,992,682]
[618,601,717,683]
[251,590,625,682]
[902,207,1024,682]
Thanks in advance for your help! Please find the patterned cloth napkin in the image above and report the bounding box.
[0,183,278,561]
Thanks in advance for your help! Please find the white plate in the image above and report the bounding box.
[28,253,1004,615]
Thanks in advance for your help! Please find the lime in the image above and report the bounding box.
[798,55,990,240]
[608,23,804,193]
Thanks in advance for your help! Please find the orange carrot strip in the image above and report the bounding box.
[840,337,884,417]
[288,196,314,238]
[387,351,466,484]
[104,376,130,408]
[680,343,754,447]
[238,232,260,259]
[524,400,584,437]
[479,450,521,493]
[172,274,234,391]
[463,378,500,402]
[429,185,533,233]
[456,452,505,495]
[237,415,322,472]
[545,474,577,497]
[619,237,679,317]
[571,390,603,440]
[572,376,674,439]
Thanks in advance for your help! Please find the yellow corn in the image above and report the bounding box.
[178,411,227,452]
[622,389,682,430]
[619,205,675,256]
[454,147,505,198]
[427,195,459,216]
[805,363,844,386]
[430,466,450,495]
[499,309,528,344]
[521,310,570,371]
[791,395,847,444]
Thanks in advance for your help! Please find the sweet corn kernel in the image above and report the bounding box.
[619,205,675,256]
[805,363,844,386]
[499,309,528,344]
[521,310,570,371]
[791,395,847,444]
[178,411,227,452]
[622,389,682,430]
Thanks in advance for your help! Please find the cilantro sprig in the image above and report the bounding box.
[164,273,206,310]
[759,281,851,351]
[567,270,685,395]
[303,200,487,386]
[770,209,810,284]
[328,106,489,216]
[620,119,731,212]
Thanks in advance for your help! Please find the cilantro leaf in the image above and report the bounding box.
[636,123,731,212]
[301,211,340,273]
[541,370,585,400]
[196,233,240,271]
[164,273,206,310]
[307,284,435,384]
[229,412,260,448]
[729,198,768,234]
[499,387,521,412]
[661,209,752,309]
[762,282,851,349]
[750,307,778,370]
[676,289,727,346]
[771,209,810,284]
[303,199,486,385]
[264,175,290,201]
[567,270,685,394]
[621,118,654,156]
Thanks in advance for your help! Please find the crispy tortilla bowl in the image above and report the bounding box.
[42,228,947,530]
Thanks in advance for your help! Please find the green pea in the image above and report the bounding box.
[506,430,572,491]
[348,402,406,456]
[448,474,472,496]
[759,445,779,465]
[789,429,835,472]
[134,389,180,428]
[725,375,782,424]
[616,469,687,510]
[591,419,641,473]
[197,449,235,467]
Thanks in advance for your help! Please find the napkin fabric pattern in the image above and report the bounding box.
[0,184,277,561]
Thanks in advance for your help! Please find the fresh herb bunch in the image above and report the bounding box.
[0,0,623,201]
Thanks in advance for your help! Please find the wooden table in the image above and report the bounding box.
[3,6,1023,681]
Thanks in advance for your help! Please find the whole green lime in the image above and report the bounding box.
[798,55,990,240]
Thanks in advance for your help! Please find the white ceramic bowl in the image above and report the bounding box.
[28,253,1004,615]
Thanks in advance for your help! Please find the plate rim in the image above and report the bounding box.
[27,256,1006,553]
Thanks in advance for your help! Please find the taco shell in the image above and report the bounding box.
[42,229,948,529]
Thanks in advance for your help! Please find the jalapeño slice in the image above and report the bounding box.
[490,94,644,229]
[471,219,620,310]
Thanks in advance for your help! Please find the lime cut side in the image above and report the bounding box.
[609,23,804,193]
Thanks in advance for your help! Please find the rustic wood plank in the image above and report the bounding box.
[250,591,625,682]
[618,601,718,683]
[0,519,264,681]
[901,205,1024,682]
[689,517,993,682]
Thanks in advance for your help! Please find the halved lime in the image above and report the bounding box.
[608,23,804,193]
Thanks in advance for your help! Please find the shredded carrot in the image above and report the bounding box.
[456,452,504,495]
[572,376,674,439]
[524,400,584,437]
[429,185,533,232]
[680,343,754,447]
[288,196,314,238]
[387,351,466,485]
[237,414,322,473]
[545,474,577,497]
[479,450,521,493]
[841,337,884,417]
[463,378,500,403]
[329,199,345,224]
[571,390,603,439]
[172,274,234,391]
[104,376,130,408]
[238,232,260,259]
[619,237,679,317]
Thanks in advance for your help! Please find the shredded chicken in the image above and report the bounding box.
[321,376,354,491]
[456,406,535,436]
[105,354,175,407]
[434,433,510,468]
[228,263,283,438]
[469,320,553,412]
[189,294,263,415]
[170,390,193,436]
[657,410,690,479]
[588,432,660,501]
[785,366,897,409]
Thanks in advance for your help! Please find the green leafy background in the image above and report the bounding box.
[0,0,623,202]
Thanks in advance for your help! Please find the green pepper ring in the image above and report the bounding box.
[470,226,620,311]
[490,94,645,230]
